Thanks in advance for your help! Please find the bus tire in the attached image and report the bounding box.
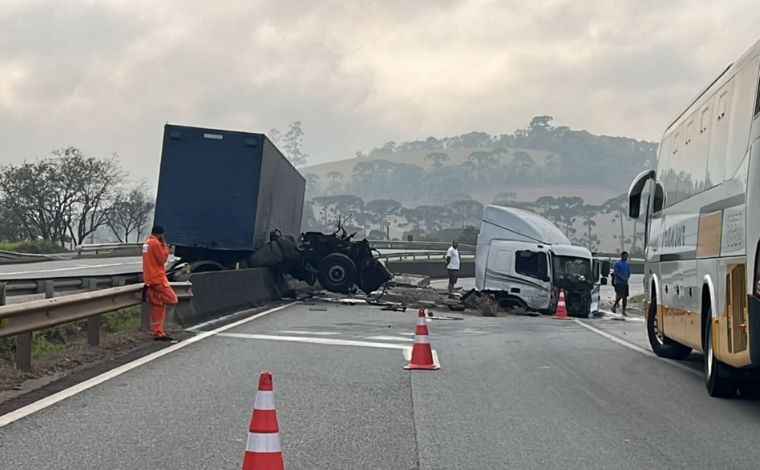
[704,315,737,398]
[646,300,691,360]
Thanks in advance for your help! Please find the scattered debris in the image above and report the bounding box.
[308,307,328,312]
[389,274,431,288]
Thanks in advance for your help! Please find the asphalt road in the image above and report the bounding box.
[2,302,760,469]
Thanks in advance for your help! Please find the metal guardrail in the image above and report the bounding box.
[75,242,143,256]
[369,240,476,252]
[0,282,192,371]
[376,251,475,262]
[3,274,142,299]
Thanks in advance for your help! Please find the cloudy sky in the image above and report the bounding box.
[1,0,759,186]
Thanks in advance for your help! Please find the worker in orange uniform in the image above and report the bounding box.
[142,225,178,341]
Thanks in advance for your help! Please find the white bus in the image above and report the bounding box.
[628,38,760,397]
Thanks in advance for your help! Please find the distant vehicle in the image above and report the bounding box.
[473,205,607,318]
[154,124,305,272]
[628,38,760,397]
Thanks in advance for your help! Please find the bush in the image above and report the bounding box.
[0,240,69,254]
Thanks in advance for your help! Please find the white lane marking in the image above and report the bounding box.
[0,302,296,429]
[599,309,645,322]
[218,332,412,351]
[574,320,701,377]
[365,335,413,342]
[0,261,141,277]
[276,330,341,336]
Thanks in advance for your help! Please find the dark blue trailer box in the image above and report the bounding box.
[154,124,305,265]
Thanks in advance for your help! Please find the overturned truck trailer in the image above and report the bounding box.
[154,124,305,271]
[153,124,391,295]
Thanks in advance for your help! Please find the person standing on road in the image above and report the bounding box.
[446,240,460,299]
[142,225,178,341]
[612,251,630,316]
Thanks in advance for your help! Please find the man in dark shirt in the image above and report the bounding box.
[612,251,631,316]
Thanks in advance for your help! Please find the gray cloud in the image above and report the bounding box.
[0,0,759,185]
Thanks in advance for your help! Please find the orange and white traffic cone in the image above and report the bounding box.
[405,308,439,370]
[242,372,284,470]
[553,289,570,320]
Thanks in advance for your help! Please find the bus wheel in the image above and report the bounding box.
[646,300,691,359]
[704,317,736,398]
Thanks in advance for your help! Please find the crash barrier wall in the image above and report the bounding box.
[386,260,476,279]
[173,268,282,327]
[387,259,644,278]
[0,282,192,371]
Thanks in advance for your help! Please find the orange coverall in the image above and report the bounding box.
[142,235,178,338]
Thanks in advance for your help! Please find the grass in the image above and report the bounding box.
[0,306,142,363]
[0,240,70,254]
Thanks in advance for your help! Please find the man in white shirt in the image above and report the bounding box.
[446,240,460,298]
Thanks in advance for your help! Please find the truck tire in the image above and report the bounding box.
[318,253,357,293]
[704,310,737,398]
[646,300,691,360]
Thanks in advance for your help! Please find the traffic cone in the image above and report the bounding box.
[405,308,439,370]
[553,289,570,320]
[242,372,284,470]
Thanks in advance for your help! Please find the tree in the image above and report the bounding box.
[579,205,601,251]
[493,192,517,205]
[511,151,536,179]
[0,157,76,245]
[449,200,483,227]
[603,194,629,253]
[282,121,308,167]
[304,173,320,199]
[459,225,479,245]
[0,197,24,241]
[468,151,498,182]
[106,184,155,243]
[62,149,123,245]
[424,152,449,168]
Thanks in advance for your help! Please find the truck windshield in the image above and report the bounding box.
[552,256,592,281]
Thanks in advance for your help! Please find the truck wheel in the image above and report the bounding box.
[646,300,691,359]
[704,311,737,398]
[318,253,357,293]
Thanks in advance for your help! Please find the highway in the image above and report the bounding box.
[2,301,760,469]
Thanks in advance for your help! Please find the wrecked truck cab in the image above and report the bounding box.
[251,228,392,296]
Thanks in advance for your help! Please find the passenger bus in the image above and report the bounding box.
[628,38,760,397]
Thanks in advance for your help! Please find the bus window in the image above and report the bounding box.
[653,182,665,214]
[707,82,733,185]
[755,74,760,118]
[724,58,758,179]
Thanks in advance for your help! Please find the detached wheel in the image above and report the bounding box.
[704,311,736,398]
[646,300,691,359]
[317,253,357,293]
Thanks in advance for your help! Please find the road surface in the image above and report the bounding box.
[2,300,759,469]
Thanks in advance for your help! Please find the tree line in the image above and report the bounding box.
[0,148,154,247]
[304,191,644,255]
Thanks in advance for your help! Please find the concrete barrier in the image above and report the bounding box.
[386,260,475,279]
[387,259,644,278]
[173,268,282,327]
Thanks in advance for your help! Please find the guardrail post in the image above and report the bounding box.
[140,301,151,333]
[87,316,100,347]
[112,276,127,287]
[83,278,98,291]
[15,332,32,372]
[0,282,6,306]
[37,280,54,299]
